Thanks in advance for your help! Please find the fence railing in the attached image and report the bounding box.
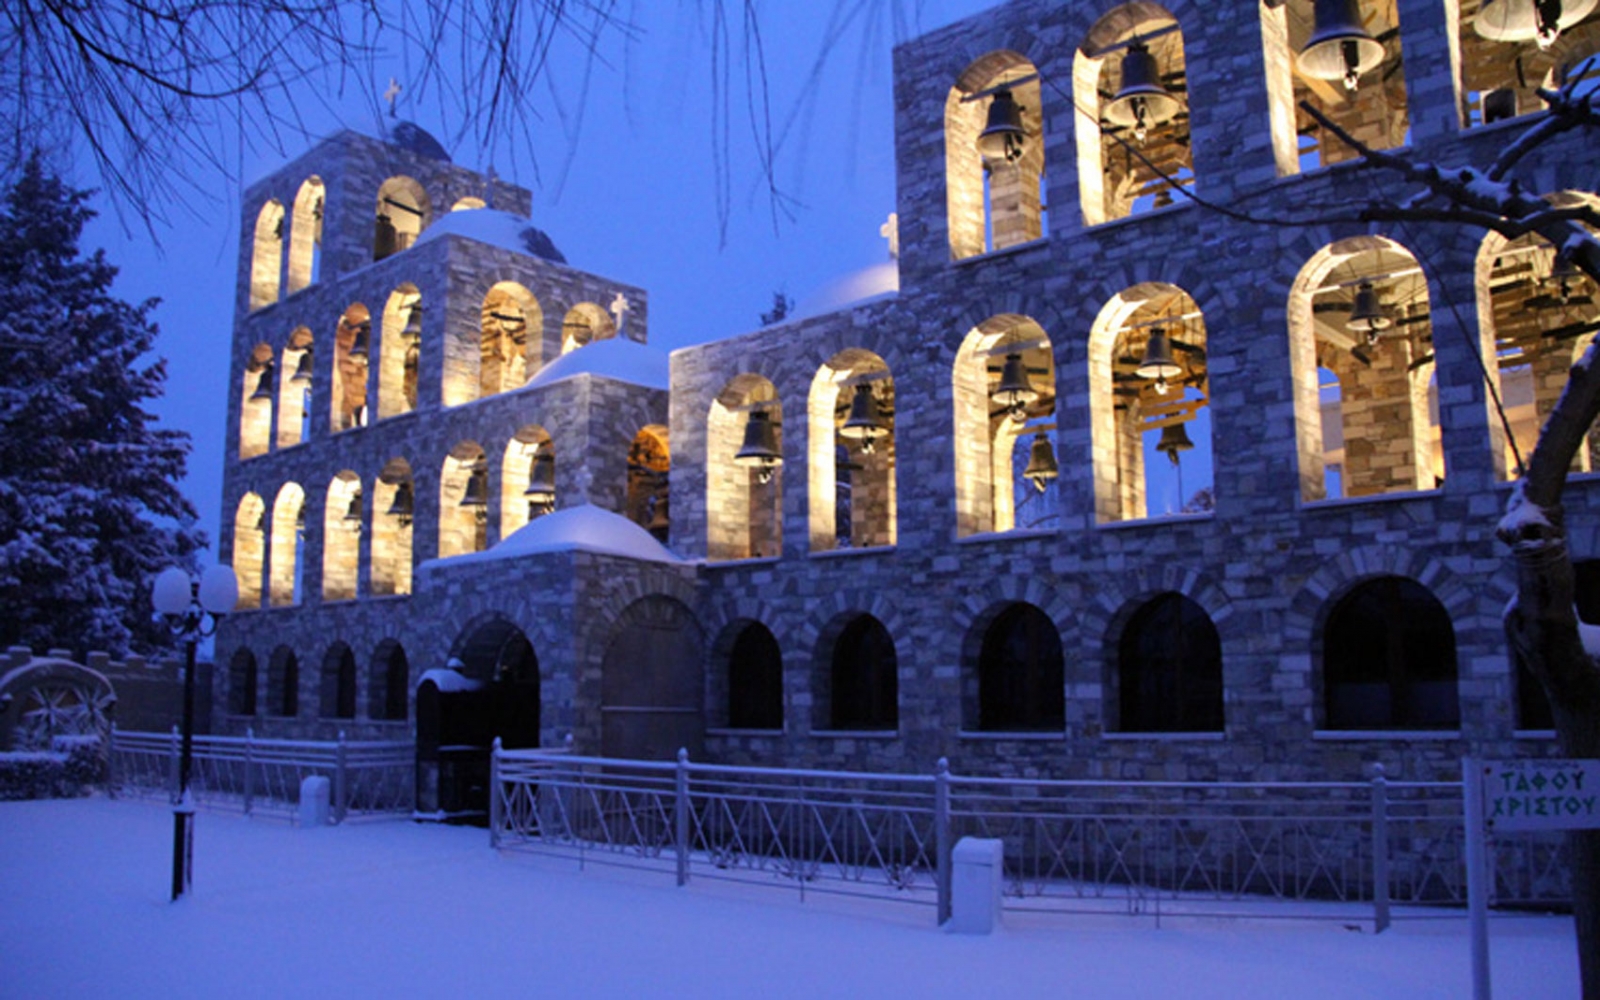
[490,746,1571,928]
[108,726,414,822]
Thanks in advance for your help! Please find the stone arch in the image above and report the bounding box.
[561,301,616,354]
[368,639,411,722]
[812,610,899,732]
[809,349,896,551]
[318,641,357,720]
[330,303,371,433]
[481,282,544,396]
[439,441,489,558]
[371,458,415,597]
[373,176,430,260]
[231,493,267,610]
[376,284,422,420]
[1109,591,1224,733]
[708,618,784,731]
[952,314,1057,536]
[599,595,706,759]
[249,199,283,310]
[1319,575,1460,730]
[626,424,671,542]
[452,196,487,211]
[961,601,1066,733]
[321,470,361,602]
[286,176,324,294]
[950,577,1078,732]
[946,50,1047,259]
[1087,282,1212,522]
[707,374,784,561]
[501,425,554,538]
[1073,4,1192,224]
[268,482,306,607]
[1288,236,1439,502]
[276,327,314,449]
[239,343,275,460]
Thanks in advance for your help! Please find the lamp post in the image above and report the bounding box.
[152,564,238,901]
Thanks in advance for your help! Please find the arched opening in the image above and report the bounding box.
[970,603,1064,732]
[725,621,783,730]
[824,614,898,732]
[1321,575,1459,730]
[1288,237,1439,502]
[1088,283,1213,522]
[373,176,430,261]
[371,458,415,597]
[809,350,896,551]
[286,176,324,294]
[561,302,616,355]
[952,315,1057,536]
[1260,0,1410,177]
[232,492,266,610]
[227,649,258,716]
[451,196,487,211]
[376,284,422,420]
[481,283,543,397]
[322,471,361,602]
[600,597,705,759]
[1113,592,1224,733]
[945,50,1046,260]
[239,343,275,460]
[319,642,357,719]
[331,303,371,433]
[1454,2,1600,128]
[1074,5,1192,224]
[707,375,784,561]
[268,483,306,607]
[626,425,671,543]
[501,426,554,538]
[276,328,314,449]
[368,639,411,722]
[440,441,489,558]
[249,199,283,310]
[267,645,299,718]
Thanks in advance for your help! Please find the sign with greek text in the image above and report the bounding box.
[1481,759,1600,832]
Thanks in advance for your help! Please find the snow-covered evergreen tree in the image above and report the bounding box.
[0,155,205,657]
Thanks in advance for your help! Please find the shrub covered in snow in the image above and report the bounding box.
[0,736,103,800]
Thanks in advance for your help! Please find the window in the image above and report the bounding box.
[286,176,324,293]
[945,51,1045,258]
[1322,576,1458,730]
[322,472,361,601]
[228,649,258,716]
[1116,592,1223,733]
[368,640,411,722]
[249,200,284,310]
[373,176,430,260]
[727,622,783,730]
[829,615,897,731]
[974,603,1063,732]
[809,350,895,551]
[239,344,275,459]
[267,646,300,718]
[952,315,1056,536]
[268,483,305,607]
[231,493,266,609]
[371,458,415,597]
[707,376,783,561]
[320,642,357,719]
[440,442,490,557]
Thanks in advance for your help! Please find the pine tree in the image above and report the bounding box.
[0,155,206,658]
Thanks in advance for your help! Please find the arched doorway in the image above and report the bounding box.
[600,596,705,760]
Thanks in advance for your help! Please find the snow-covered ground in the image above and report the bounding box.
[0,797,1579,998]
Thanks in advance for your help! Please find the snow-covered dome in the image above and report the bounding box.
[787,260,900,323]
[428,504,681,567]
[526,337,669,390]
[414,209,566,263]
[388,120,451,162]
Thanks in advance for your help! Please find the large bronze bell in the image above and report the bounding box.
[459,462,489,508]
[524,451,556,516]
[994,352,1039,421]
[373,212,398,261]
[1346,281,1391,343]
[342,489,363,529]
[1102,40,1183,143]
[1475,0,1596,47]
[735,410,783,483]
[385,480,414,526]
[976,88,1027,164]
[348,320,371,360]
[1156,422,1195,466]
[250,362,275,401]
[839,384,889,453]
[401,300,423,344]
[1298,0,1386,91]
[1023,432,1059,491]
[1135,328,1183,394]
[290,348,314,383]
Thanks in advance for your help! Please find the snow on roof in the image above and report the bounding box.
[414,209,566,263]
[388,121,451,162]
[416,668,483,693]
[787,260,900,323]
[525,337,670,391]
[426,504,681,568]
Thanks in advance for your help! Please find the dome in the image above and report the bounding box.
[388,121,451,163]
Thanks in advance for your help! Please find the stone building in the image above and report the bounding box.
[213,0,1599,816]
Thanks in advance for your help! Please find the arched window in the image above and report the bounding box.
[268,483,305,607]
[371,458,414,597]
[1116,592,1224,733]
[501,426,554,538]
[368,640,411,722]
[828,615,897,731]
[973,603,1063,732]
[1088,284,1212,522]
[286,176,324,294]
[227,649,258,716]
[809,350,896,551]
[276,328,314,449]
[322,471,361,602]
[373,176,430,260]
[561,302,616,354]
[728,622,783,730]
[952,315,1056,536]
[946,51,1045,260]
[239,343,275,460]
[1260,0,1409,176]
[249,200,284,310]
[318,642,357,719]
[232,492,266,610]
[440,442,490,557]
[1288,237,1440,502]
[1074,6,1192,224]
[482,283,542,396]
[1453,3,1600,128]
[452,196,487,211]
[376,284,422,420]
[1322,576,1458,730]
[707,375,784,561]
[331,303,371,433]
[267,645,299,718]
[626,425,671,542]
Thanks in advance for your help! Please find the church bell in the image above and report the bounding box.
[250,362,275,401]
[1135,328,1183,394]
[1475,0,1596,47]
[1023,432,1059,491]
[1156,422,1195,466]
[1102,40,1182,143]
[1298,0,1386,92]
[994,352,1039,421]
[373,212,398,261]
[735,410,783,483]
[524,451,556,516]
[839,384,889,453]
[385,481,414,526]
[976,88,1027,164]
[290,348,314,383]
[1346,281,1391,344]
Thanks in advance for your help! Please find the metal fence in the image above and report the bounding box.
[108,726,414,821]
[490,745,1571,928]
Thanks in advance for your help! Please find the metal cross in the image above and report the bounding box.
[609,293,631,333]
[880,212,900,259]
[384,78,402,117]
